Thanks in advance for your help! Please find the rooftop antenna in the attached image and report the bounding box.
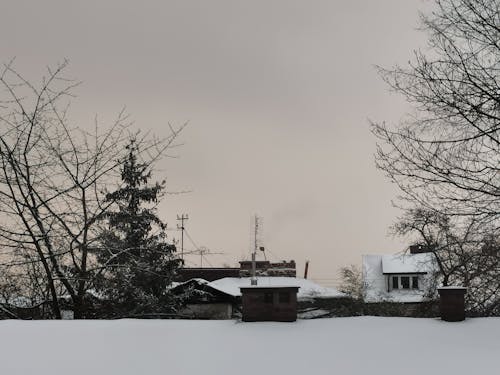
[199,246,209,268]
[251,215,263,286]
[176,213,188,261]
[196,246,224,268]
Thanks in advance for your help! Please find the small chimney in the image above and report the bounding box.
[438,287,467,322]
[409,244,435,254]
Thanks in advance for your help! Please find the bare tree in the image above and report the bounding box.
[372,0,499,220]
[393,208,500,315]
[0,60,185,318]
[338,264,363,299]
[393,209,468,287]
[371,0,499,315]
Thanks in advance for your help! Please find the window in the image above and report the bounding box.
[401,276,410,289]
[412,276,419,289]
[390,275,420,290]
[392,276,399,289]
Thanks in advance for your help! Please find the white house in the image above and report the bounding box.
[362,252,438,303]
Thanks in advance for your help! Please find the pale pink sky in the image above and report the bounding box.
[2,0,432,286]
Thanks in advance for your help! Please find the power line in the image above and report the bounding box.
[201,251,214,268]
[183,228,199,250]
[263,246,282,262]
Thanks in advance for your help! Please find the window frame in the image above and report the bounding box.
[389,274,421,291]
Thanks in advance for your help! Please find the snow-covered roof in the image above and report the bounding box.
[381,253,434,274]
[169,278,208,289]
[209,277,346,300]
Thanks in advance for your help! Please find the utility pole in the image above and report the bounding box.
[176,214,188,261]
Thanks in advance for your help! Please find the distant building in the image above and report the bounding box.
[209,276,345,301]
[362,252,438,303]
[238,260,296,277]
[171,276,346,319]
[176,259,296,282]
[170,279,237,319]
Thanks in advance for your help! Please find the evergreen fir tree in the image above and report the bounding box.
[97,139,181,316]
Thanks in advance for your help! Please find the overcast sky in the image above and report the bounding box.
[2,0,432,286]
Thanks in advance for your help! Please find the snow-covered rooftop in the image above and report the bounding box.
[1,317,498,375]
[381,252,434,274]
[209,277,346,300]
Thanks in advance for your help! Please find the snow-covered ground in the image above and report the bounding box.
[1,317,498,374]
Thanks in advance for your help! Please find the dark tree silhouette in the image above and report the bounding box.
[95,140,182,317]
[0,60,184,318]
